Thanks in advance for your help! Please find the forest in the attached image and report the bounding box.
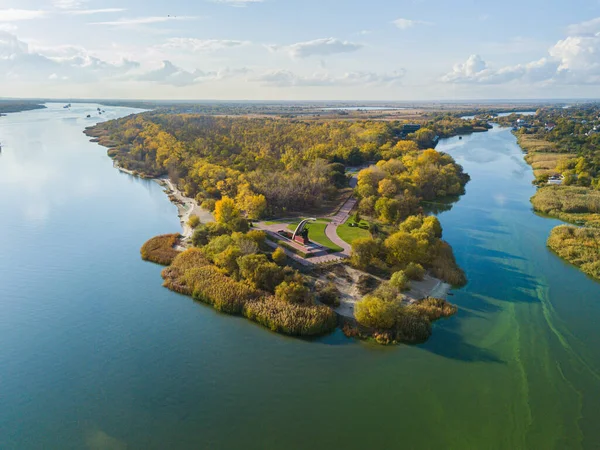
[87,113,473,217]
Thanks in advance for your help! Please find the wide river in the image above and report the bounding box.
[1,104,600,449]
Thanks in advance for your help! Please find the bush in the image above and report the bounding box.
[275,281,312,304]
[246,230,267,247]
[244,297,337,336]
[272,247,287,266]
[183,265,258,314]
[357,274,380,295]
[430,240,467,286]
[187,215,201,229]
[201,198,216,212]
[408,297,457,321]
[547,225,600,280]
[393,311,432,344]
[390,271,411,291]
[140,234,180,265]
[238,254,285,292]
[318,282,341,307]
[354,295,400,330]
[404,262,425,281]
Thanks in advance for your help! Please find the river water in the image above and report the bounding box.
[1,105,600,449]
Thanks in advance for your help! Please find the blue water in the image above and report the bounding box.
[1,106,600,449]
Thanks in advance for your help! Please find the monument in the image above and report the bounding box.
[292,218,315,246]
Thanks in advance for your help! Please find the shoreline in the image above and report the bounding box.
[110,161,214,248]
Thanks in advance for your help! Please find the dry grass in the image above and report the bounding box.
[525,152,575,177]
[140,234,181,266]
[547,225,600,280]
[244,297,337,336]
[532,186,600,227]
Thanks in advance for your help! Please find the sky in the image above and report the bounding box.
[1,0,600,100]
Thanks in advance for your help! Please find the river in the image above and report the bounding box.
[1,105,600,449]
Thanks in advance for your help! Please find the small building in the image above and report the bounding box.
[545,122,556,132]
[547,174,564,186]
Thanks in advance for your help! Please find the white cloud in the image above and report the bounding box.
[91,16,198,26]
[213,0,264,6]
[275,37,362,58]
[566,17,600,36]
[161,38,249,52]
[0,9,47,21]
[66,9,127,15]
[0,31,138,82]
[53,0,86,9]
[137,60,249,86]
[254,69,405,87]
[442,54,559,84]
[392,18,432,30]
[443,21,600,86]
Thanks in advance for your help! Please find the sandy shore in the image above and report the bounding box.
[111,161,214,247]
[155,177,214,248]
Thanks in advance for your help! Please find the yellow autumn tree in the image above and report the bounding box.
[214,197,240,225]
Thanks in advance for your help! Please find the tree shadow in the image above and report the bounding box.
[420,326,505,364]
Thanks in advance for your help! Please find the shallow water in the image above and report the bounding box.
[1,107,599,449]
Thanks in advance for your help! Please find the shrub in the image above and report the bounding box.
[357,274,380,295]
[354,295,400,330]
[183,265,258,314]
[318,282,341,307]
[390,271,411,291]
[246,230,267,247]
[140,234,180,265]
[430,240,467,286]
[272,247,287,266]
[187,215,201,229]
[409,297,457,321]
[547,225,600,280]
[275,281,312,304]
[393,310,432,344]
[238,254,285,292]
[244,297,337,336]
[404,262,425,281]
[201,198,216,212]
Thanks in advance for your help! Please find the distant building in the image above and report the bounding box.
[545,123,556,132]
[547,174,564,186]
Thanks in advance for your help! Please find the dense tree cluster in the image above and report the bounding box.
[356,147,469,223]
[88,113,477,217]
[350,215,466,286]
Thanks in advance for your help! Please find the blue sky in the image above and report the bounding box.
[1,0,600,100]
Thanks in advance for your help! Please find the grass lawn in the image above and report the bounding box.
[336,220,371,245]
[286,220,343,252]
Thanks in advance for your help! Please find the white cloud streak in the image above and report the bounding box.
[91,15,198,26]
[0,9,47,21]
[392,18,432,30]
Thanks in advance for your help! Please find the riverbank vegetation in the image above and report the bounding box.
[355,148,469,224]
[140,234,181,265]
[350,214,466,287]
[0,101,46,115]
[547,226,600,280]
[349,296,457,344]
[500,103,600,281]
[531,186,600,227]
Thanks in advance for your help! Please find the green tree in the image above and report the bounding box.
[390,271,411,291]
[215,196,240,225]
[351,237,380,269]
[384,231,418,266]
[275,281,311,304]
[355,295,400,329]
[272,247,287,266]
